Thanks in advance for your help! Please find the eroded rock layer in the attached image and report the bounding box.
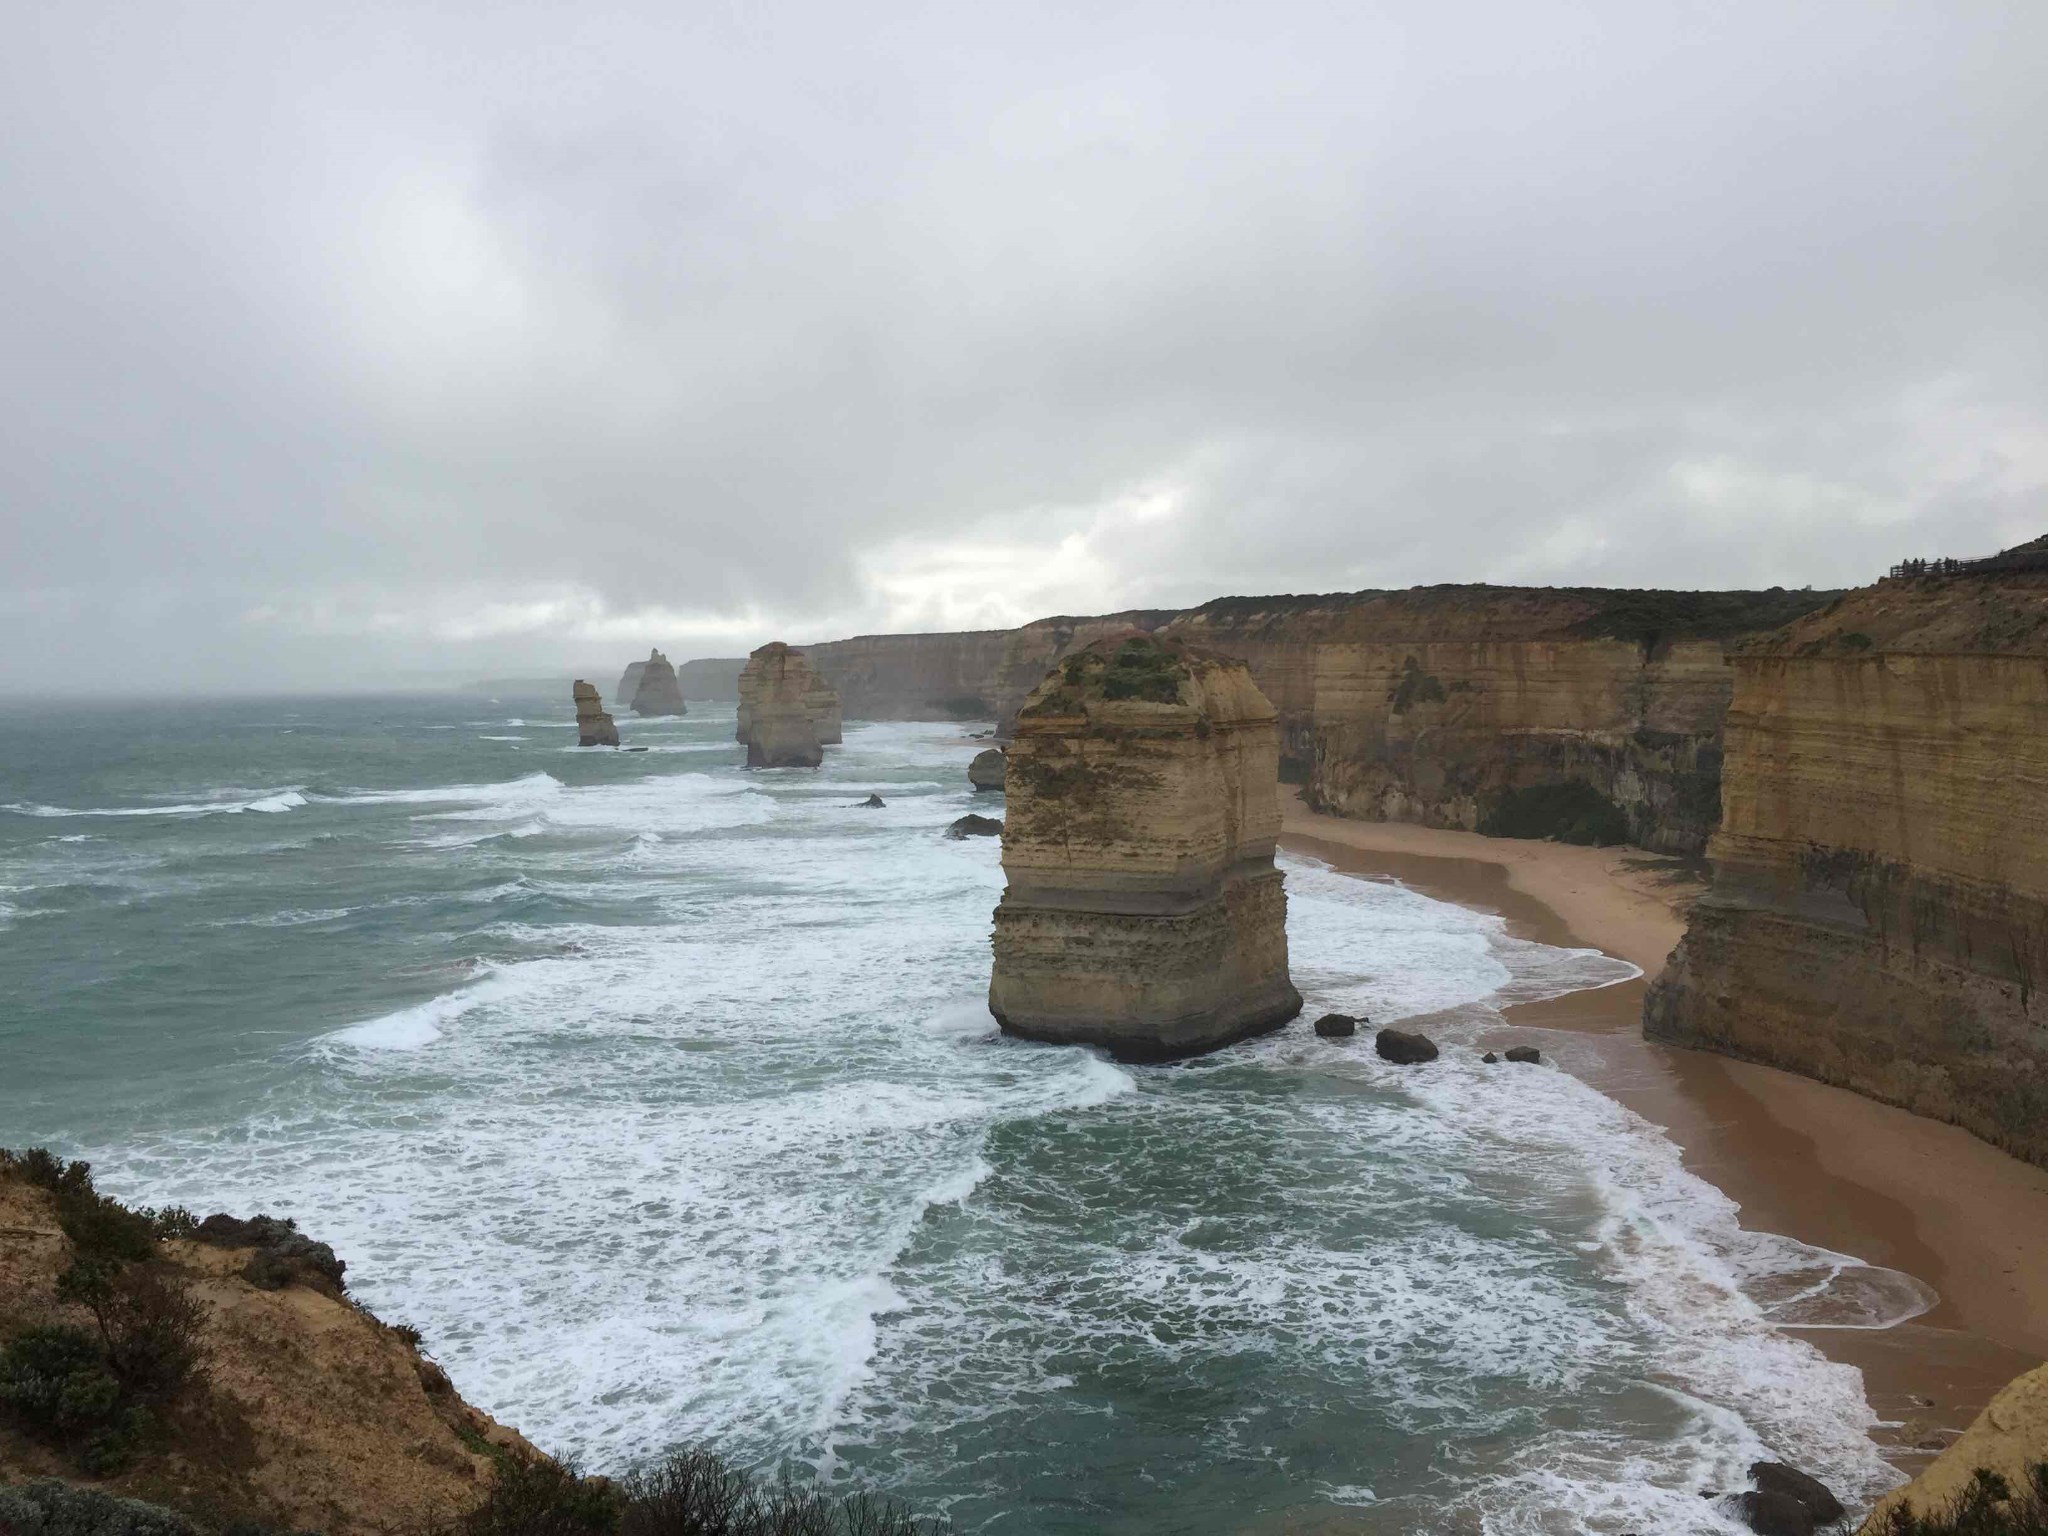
[572,680,618,747]
[1161,587,1835,854]
[989,634,1301,1059]
[1646,559,2048,1166]
[738,643,825,768]
[628,648,687,716]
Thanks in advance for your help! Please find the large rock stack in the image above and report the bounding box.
[628,649,687,716]
[1646,542,2048,1167]
[738,643,825,768]
[804,678,843,744]
[988,633,1301,1060]
[572,681,619,747]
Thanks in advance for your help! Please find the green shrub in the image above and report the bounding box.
[0,1477,206,1536]
[1479,782,1632,847]
[1096,639,1182,703]
[0,1324,145,1472]
[1874,1463,2048,1534]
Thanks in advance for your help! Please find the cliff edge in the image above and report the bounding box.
[1646,551,2048,1167]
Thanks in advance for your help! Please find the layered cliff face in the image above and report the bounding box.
[800,611,1176,725]
[628,648,687,716]
[804,679,843,744]
[738,643,825,768]
[1646,563,2048,1166]
[572,680,618,747]
[988,634,1301,1060]
[677,657,745,700]
[1165,586,1835,855]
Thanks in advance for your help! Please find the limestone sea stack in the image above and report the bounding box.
[572,680,619,747]
[739,643,825,768]
[804,678,843,744]
[615,659,648,711]
[628,648,687,716]
[988,633,1301,1060]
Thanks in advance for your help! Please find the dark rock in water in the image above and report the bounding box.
[969,747,1007,792]
[1375,1028,1438,1064]
[1735,1490,1814,1536]
[859,794,886,808]
[1749,1464,1843,1527]
[624,746,649,752]
[947,813,1003,839]
[1482,1051,1500,1063]
[1312,1013,1357,1038]
[1504,1045,1542,1063]
[194,1212,346,1292]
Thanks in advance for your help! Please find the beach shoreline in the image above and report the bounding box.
[1279,797,2048,1472]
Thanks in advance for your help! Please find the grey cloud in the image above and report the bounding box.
[2,1,2043,690]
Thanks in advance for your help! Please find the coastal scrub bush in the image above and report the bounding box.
[0,1477,207,1536]
[0,1324,144,1472]
[1478,782,1631,846]
[1096,639,1182,704]
[1873,1464,2048,1535]
[440,1448,948,1536]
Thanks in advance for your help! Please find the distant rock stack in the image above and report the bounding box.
[804,678,843,744]
[615,660,648,713]
[988,633,1301,1059]
[572,681,619,748]
[739,643,825,768]
[628,648,688,717]
[968,747,1006,792]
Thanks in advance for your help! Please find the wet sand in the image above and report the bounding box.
[1280,800,2048,1468]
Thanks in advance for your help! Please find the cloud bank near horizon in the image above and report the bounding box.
[3,2,2044,691]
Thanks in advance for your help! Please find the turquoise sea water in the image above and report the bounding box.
[0,695,1924,1533]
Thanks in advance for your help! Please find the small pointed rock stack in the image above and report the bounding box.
[572,681,619,747]
[988,633,1301,1059]
[738,643,825,768]
[629,648,687,717]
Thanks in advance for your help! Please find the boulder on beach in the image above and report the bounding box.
[1312,1013,1357,1038]
[968,748,1006,792]
[1375,1028,1438,1064]
[948,813,1003,839]
[1734,1490,1814,1536]
[1504,1045,1542,1064]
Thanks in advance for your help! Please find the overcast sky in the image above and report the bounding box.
[3,2,2043,691]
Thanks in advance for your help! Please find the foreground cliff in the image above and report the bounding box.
[989,633,1300,1059]
[1646,556,2048,1167]
[0,1152,532,1534]
[1861,1362,2048,1532]
[1165,586,1836,855]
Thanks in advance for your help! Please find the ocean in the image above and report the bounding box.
[0,694,1931,1533]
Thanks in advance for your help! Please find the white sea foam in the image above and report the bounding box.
[64,725,1914,1532]
[3,787,308,818]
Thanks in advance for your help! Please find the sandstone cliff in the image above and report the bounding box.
[799,611,1176,726]
[1860,1362,2048,1531]
[0,1157,533,1534]
[1646,558,2048,1166]
[572,680,618,748]
[804,678,843,744]
[628,649,687,716]
[677,657,745,700]
[739,643,825,768]
[989,633,1301,1059]
[1164,586,1836,855]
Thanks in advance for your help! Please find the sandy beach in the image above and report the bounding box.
[1280,796,2048,1469]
